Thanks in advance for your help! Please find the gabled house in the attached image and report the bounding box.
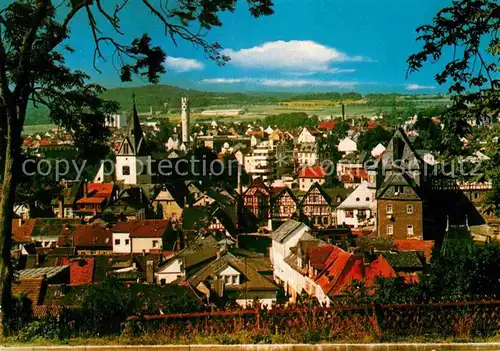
[188,251,278,308]
[156,235,219,284]
[338,137,357,155]
[270,220,313,299]
[300,182,334,228]
[271,187,299,224]
[298,167,329,191]
[336,182,376,228]
[297,127,322,144]
[52,180,82,219]
[74,182,115,217]
[242,178,271,225]
[314,246,396,301]
[107,187,150,220]
[111,220,170,254]
[152,184,186,220]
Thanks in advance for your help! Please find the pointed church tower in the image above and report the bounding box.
[115,95,152,185]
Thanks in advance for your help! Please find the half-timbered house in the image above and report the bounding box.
[271,187,300,225]
[300,182,334,228]
[242,178,271,224]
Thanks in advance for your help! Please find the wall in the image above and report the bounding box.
[132,237,162,253]
[156,258,184,284]
[377,199,423,240]
[113,232,131,253]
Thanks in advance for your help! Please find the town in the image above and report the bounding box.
[1,0,500,347]
[8,95,500,322]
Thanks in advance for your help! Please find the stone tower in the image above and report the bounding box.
[181,97,190,144]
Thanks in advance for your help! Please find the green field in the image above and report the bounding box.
[22,124,57,136]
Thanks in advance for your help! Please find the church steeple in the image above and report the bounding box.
[122,94,147,156]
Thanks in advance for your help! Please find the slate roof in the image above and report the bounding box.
[270,220,309,243]
[188,252,277,292]
[18,266,69,279]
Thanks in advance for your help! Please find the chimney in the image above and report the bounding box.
[146,260,154,284]
[83,179,88,198]
[237,162,242,195]
[58,200,64,219]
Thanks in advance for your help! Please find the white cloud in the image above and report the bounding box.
[165,56,204,72]
[222,40,370,72]
[202,77,358,88]
[406,84,436,91]
[202,78,247,84]
[285,68,356,76]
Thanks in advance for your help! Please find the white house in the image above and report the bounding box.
[270,220,313,301]
[338,137,357,154]
[336,181,376,228]
[112,231,131,253]
[297,127,321,144]
[111,220,168,254]
[371,143,386,158]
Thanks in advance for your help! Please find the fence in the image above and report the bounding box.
[126,300,500,341]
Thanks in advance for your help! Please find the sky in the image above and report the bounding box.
[5,0,455,93]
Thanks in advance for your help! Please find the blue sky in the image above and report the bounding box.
[26,0,454,93]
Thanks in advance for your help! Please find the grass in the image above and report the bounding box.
[3,333,500,346]
[22,124,58,136]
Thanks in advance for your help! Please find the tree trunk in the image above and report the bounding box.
[0,111,20,338]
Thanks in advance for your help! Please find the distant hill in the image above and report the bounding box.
[99,85,281,114]
[23,84,447,125]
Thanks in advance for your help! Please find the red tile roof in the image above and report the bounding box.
[61,257,94,286]
[111,220,169,238]
[307,245,337,270]
[319,121,336,131]
[87,183,114,200]
[395,239,434,262]
[57,224,112,248]
[130,220,169,238]
[315,246,396,297]
[76,197,106,205]
[299,167,327,179]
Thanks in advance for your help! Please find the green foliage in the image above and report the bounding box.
[374,241,500,303]
[407,0,499,154]
[357,126,393,153]
[263,112,318,131]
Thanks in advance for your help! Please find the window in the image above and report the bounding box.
[122,166,130,175]
[356,197,360,202]
[125,239,130,245]
[386,224,393,235]
[365,197,370,202]
[386,205,393,214]
[474,192,479,199]
[152,240,159,248]
[395,186,404,194]
[407,225,414,236]
[123,143,129,154]
[407,205,414,214]
[115,239,120,245]
[345,210,354,218]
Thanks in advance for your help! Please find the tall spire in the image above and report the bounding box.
[125,93,146,155]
